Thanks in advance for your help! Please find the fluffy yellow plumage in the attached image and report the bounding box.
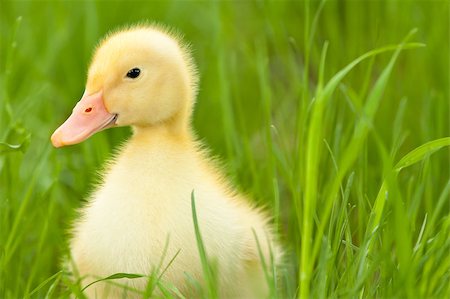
[53,25,280,298]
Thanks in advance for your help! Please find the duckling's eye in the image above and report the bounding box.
[126,68,141,79]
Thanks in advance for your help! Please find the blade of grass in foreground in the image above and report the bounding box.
[80,273,145,293]
[191,191,218,299]
[300,29,423,298]
[299,40,328,299]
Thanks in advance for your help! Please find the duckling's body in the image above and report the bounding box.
[52,25,279,298]
[72,127,273,297]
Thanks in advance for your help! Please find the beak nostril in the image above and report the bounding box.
[85,107,93,113]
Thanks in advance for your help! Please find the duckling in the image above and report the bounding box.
[51,25,280,298]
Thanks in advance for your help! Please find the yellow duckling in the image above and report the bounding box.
[51,25,279,298]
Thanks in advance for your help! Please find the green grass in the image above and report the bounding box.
[1,0,449,298]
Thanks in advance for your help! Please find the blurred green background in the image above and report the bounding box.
[1,0,449,298]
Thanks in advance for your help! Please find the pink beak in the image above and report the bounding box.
[51,91,117,148]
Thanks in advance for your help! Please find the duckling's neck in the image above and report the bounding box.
[131,122,194,149]
[132,100,194,142]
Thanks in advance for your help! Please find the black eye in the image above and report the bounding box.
[126,68,141,79]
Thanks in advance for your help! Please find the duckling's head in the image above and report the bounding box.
[51,25,198,147]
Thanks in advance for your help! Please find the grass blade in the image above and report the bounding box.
[191,191,218,299]
[80,273,145,293]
